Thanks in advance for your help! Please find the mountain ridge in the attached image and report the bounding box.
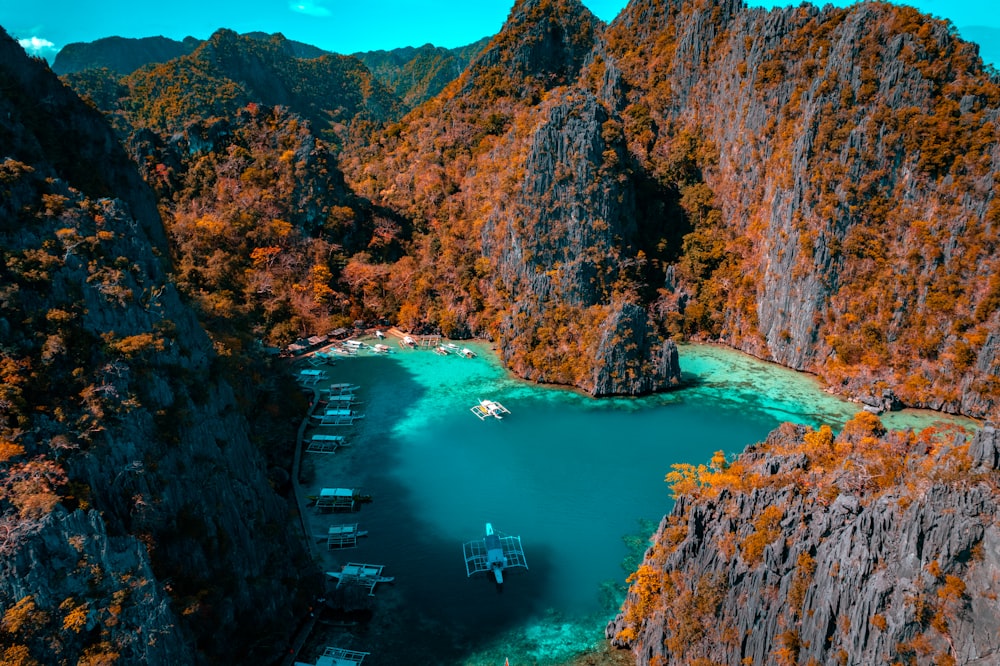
[54,30,490,112]
[339,0,1000,414]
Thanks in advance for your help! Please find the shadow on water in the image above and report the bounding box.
[298,351,567,665]
[301,345,766,665]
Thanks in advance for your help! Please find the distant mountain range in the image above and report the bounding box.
[53,31,488,109]
[52,35,201,75]
[351,39,490,108]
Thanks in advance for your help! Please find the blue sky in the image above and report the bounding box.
[2,0,997,66]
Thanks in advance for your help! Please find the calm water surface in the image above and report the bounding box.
[305,341,977,665]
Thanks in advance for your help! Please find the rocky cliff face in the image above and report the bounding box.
[336,0,1000,414]
[608,417,1000,665]
[0,30,311,664]
[604,0,1000,416]
[340,0,682,395]
[54,0,1000,414]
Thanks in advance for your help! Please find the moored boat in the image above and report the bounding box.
[471,399,510,420]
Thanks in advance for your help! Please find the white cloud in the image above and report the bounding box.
[18,36,57,57]
[289,0,331,17]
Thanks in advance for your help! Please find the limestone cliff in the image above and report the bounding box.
[342,0,682,395]
[54,0,1000,412]
[342,0,1000,413]
[608,416,1000,665]
[603,0,1000,416]
[0,29,311,664]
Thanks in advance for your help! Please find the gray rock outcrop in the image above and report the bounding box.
[608,423,1000,665]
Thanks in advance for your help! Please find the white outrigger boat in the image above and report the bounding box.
[304,434,348,454]
[314,487,360,512]
[325,563,394,595]
[471,399,510,420]
[294,646,370,666]
[311,408,365,425]
[323,523,369,549]
[459,347,476,358]
[324,383,359,396]
[463,523,528,585]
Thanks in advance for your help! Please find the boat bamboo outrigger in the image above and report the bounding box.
[325,523,368,549]
[294,646,370,666]
[323,383,360,396]
[463,523,528,585]
[304,434,348,454]
[325,563,394,595]
[297,368,329,385]
[311,408,365,426]
[315,488,360,512]
[471,399,510,420]
[319,393,360,406]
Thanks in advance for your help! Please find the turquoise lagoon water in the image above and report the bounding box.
[311,341,978,665]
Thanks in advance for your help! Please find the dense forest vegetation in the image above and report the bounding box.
[609,413,1000,665]
[60,0,1000,408]
[3,0,1000,662]
[0,29,314,664]
[352,38,491,108]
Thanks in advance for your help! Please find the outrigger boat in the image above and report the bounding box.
[330,346,356,356]
[295,646,369,666]
[434,345,450,356]
[463,523,528,585]
[471,399,510,420]
[304,434,348,454]
[307,489,372,510]
[321,523,369,549]
[459,347,476,358]
[324,383,359,396]
[326,563,394,595]
[319,393,360,407]
[311,408,365,425]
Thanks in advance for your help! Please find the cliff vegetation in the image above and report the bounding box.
[0,28,313,665]
[608,413,1000,665]
[60,0,1000,411]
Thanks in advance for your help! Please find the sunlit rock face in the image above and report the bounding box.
[609,422,1000,665]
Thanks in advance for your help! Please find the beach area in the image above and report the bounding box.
[281,335,981,666]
